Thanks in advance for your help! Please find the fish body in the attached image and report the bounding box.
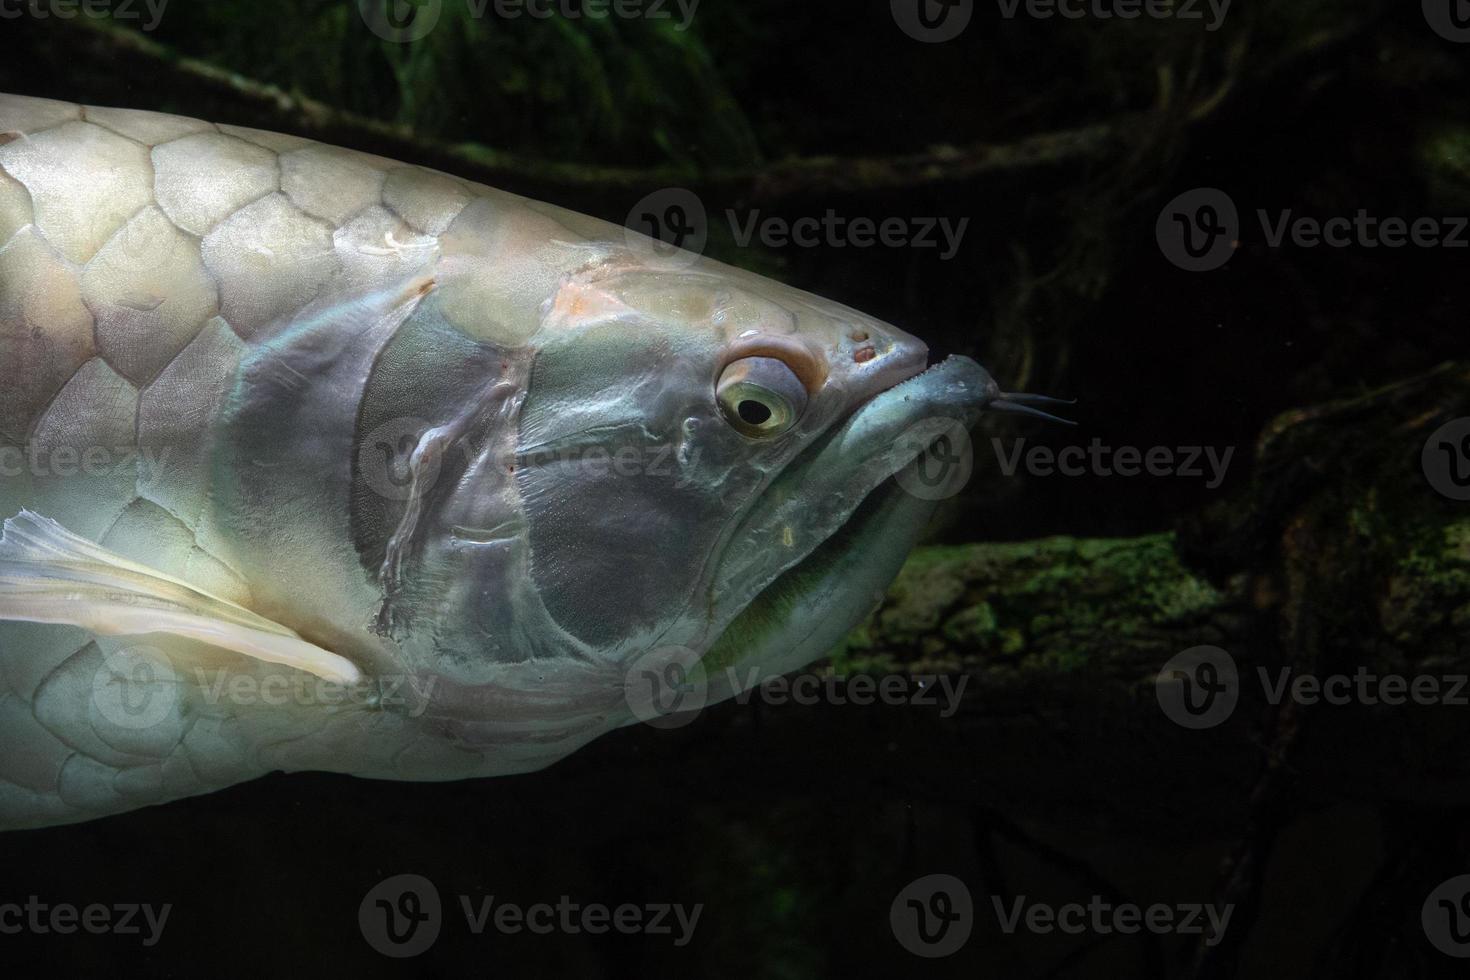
[0,93,997,829]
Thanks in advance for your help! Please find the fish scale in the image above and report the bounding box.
[0,93,525,827]
[0,94,468,537]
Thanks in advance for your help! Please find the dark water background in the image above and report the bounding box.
[2,1,1469,976]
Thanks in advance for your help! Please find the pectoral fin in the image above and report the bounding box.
[0,510,360,684]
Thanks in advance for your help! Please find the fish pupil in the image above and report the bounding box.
[738,400,773,426]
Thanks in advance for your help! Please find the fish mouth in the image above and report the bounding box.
[699,355,997,688]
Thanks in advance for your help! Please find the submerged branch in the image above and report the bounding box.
[62,16,1128,201]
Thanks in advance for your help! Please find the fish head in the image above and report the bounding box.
[497,249,1000,708]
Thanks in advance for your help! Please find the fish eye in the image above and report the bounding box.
[716,356,809,438]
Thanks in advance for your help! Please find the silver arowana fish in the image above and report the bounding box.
[0,92,1046,830]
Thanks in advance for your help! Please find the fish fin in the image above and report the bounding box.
[0,510,361,684]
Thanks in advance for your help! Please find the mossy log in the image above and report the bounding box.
[840,363,1470,688]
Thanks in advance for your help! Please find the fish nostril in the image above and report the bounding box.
[854,347,877,363]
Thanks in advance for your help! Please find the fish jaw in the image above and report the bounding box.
[698,355,999,688]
